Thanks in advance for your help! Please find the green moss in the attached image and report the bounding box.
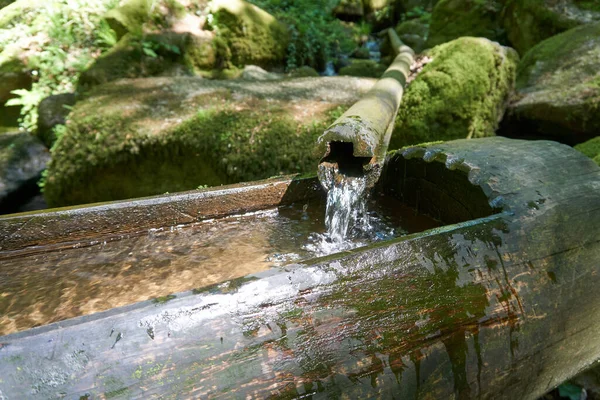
[43,78,347,207]
[288,66,319,78]
[339,59,387,78]
[506,23,600,142]
[395,18,429,53]
[103,0,152,39]
[575,137,600,166]
[78,33,194,88]
[502,0,589,54]
[211,0,288,69]
[426,0,505,48]
[152,294,176,304]
[574,0,600,12]
[516,23,600,90]
[390,37,518,149]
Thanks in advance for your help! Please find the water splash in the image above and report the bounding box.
[325,176,369,242]
[305,175,394,256]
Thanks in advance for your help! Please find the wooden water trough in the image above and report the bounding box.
[1,137,599,399]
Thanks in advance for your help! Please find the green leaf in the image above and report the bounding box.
[143,47,158,58]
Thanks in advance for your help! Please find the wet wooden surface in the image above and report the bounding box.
[1,137,599,399]
[0,176,324,256]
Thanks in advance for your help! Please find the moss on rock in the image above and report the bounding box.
[395,17,429,53]
[43,76,374,207]
[501,23,600,145]
[211,0,288,69]
[390,37,518,149]
[502,0,600,55]
[575,136,600,166]
[103,0,153,39]
[339,59,387,78]
[426,0,505,48]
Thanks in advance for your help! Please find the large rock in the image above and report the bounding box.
[36,93,76,148]
[501,23,600,145]
[78,32,209,88]
[43,76,375,207]
[426,0,505,48]
[333,0,364,21]
[390,37,518,149]
[103,0,152,39]
[0,0,15,10]
[0,132,50,213]
[0,50,32,126]
[338,59,387,78]
[210,0,288,69]
[395,17,429,53]
[502,0,600,54]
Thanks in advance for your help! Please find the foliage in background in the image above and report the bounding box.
[246,0,357,71]
[1,0,120,132]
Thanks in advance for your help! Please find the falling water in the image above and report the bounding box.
[324,176,369,243]
[305,172,390,256]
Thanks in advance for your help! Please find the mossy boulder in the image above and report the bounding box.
[339,59,387,78]
[575,137,600,166]
[0,132,49,212]
[103,0,153,39]
[0,0,15,10]
[395,17,429,53]
[0,49,31,127]
[426,0,505,48]
[501,23,600,145]
[502,0,600,54]
[37,93,76,148]
[43,76,375,207]
[78,32,221,88]
[288,66,320,78]
[210,0,288,69]
[333,0,364,21]
[390,37,518,149]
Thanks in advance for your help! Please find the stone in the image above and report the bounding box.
[426,0,505,48]
[288,66,320,78]
[338,59,388,78]
[502,0,600,54]
[333,0,364,21]
[42,75,376,207]
[0,0,15,10]
[390,37,518,149]
[500,23,600,145]
[210,0,289,69]
[395,17,429,53]
[0,132,50,213]
[103,0,153,39]
[240,65,282,81]
[0,50,31,127]
[36,93,76,148]
[78,32,218,88]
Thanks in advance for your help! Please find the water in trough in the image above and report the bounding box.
[0,194,438,336]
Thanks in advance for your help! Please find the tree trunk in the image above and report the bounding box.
[1,137,599,399]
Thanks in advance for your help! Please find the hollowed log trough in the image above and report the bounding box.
[1,137,600,399]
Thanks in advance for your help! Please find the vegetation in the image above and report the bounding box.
[246,0,357,71]
[575,136,600,166]
[390,37,519,148]
[0,0,119,132]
